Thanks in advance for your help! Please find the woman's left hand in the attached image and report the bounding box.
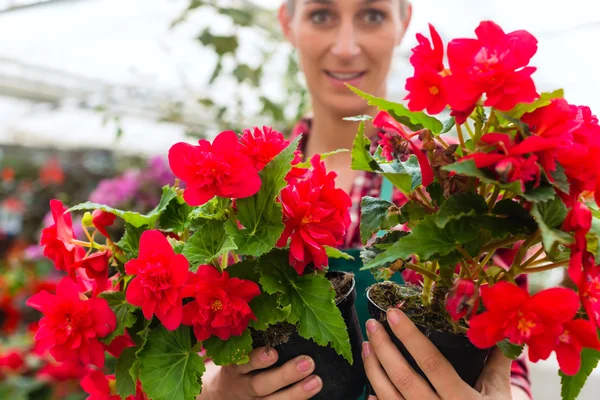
[363,308,513,400]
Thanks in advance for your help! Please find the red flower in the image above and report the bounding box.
[80,370,120,400]
[168,131,262,206]
[37,359,88,382]
[125,230,188,330]
[277,155,352,274]
[285,150,309,184]
[182,265,260,341]
[40,199,86,272]
[26,277,116,368]
[445,21,538,113]
[409,23,445,72]
[467,282,580,348]
[528,319,600,375]
[39,157,65,186]
[372,111,434,187]
[0,350,25,372]
[405,69,448,115]
[446,279,479,321]
[240,126,289,171]
[70,251,111,296]
[569,252,600,329]
[92,210,116,238]
[0,294,21,334]
[103,331,135,358]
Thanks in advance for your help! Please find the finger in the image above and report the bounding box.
[264,375,322,400]
[249,355,315,397]
[235,347,279,374]
[385,308,471,396]
[366,319,436,399]
[362,341,406,400]
[476,348,512,394]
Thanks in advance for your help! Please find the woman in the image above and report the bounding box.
[198,1,532,399]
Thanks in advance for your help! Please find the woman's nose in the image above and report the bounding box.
[331,20,361,59]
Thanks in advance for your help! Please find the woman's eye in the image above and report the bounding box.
[362,9,385,24]
[310,10,332,25]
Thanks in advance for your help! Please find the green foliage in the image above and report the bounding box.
[139,325,206,400]
[324,246,355,261]
[69,186,178,228]
[116,223,145,259]
[532,198,573,252]
[359,197,405,244]
[351,122,380,173]
[248,293,291,330]
[189,197,231,221]
[160,196,193,232]
[442,160,523,195]
[116,347,138,398]
[183,219,237,270]
[560,348,600,400]
[360,230,410,274]
[99,291,137,344]
[258,250,353,363]
[226,138,299,257]
[497,339,525,360]
[508,89,564,118]
[435,193,487,228]
[348,86,444,134]
[204,330,253,366]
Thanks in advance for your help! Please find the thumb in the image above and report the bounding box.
[476,348,512,394]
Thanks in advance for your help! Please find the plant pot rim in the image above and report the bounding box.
[326,270,356,306]
[365,280,406,313]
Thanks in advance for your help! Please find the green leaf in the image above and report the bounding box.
[226,137,300,257]
[348,85,444,134]
[522,185,556,203]
[216,7,254,26]
[295,149,349,168]
[160,196,193,232]
[233,64,262,86]
[496,339,525,360]
[324,246,355,261]
[351,122,381,173]
[380,156,423,193]
[116,223,145,259]
[532,199,573,252]
[197,30,238,56]
[249,293,291,331]
[365,215,458,269]
[183,219,237,270]
[441,117,456,134]
[138,325,206,400]
[189,197,231,221]
[99,291,137,344]
[257,250,353,363]
[402,200,430,227]
[116,347,138,398]
[551,163,570,194]
[427,182,444,207]
[360,230,410,272]
[204,330,253,366]
[359,197,404,244]
[508,89,564,118]
[560,348,600,400]
[435,192,487,228]
[442,160,523,195]
[69,186,178,228]
[475,199,538,239]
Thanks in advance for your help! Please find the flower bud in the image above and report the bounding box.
[446,279,479,321]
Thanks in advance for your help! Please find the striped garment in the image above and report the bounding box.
[291,117,532,398]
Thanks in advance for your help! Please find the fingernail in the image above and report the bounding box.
[387,308,401,326]
[303,376,321,391]
[368,396,378,400]
[260,349,272,362]
[366,319,378,334]
[362,341,371,358]
[297,357,313,372]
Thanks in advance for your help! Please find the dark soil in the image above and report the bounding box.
[369,282,467,334]
[252,272,354,348]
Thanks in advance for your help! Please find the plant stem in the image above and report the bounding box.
[415,187,435,209]
[232,253,240,263]
[464,122,475,140]
[481,109,497,137]
[523,260,569,273]
[481,235,526,253]
[520,246,546,270]
[456,123,467,150]
[422,273,434,306]
[71,239,104,250]
[487,186,501,210]
[456,245,476,266]
[435,136,449,149]
[220,252,228,271]
[405,262,439,281]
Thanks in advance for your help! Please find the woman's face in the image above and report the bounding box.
[280,0,410,117]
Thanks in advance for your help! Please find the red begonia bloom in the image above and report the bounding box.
[446,279,479,321]
[0,294,20,334]
[285,150,309,184]
[240,126,289,171]
[467,282,579,348]
[277,155,352,274]
[373,111,435,187]
[92,210,116,238]
[125,230,189,331]
[37,359,88,382]
[70,251,111,296]
[182,265,260,341]
[528,319,600,375]
[569,252,600,329]
[80,370,120,400]
[103,331,135,358]
[40,199,86,272]
[26,277,116,369]
[0,350,25,371]
[445,21,538,113]
[168,130,262,206]
[409,23,445,72]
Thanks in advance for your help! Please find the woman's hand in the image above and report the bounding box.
[198,347,322,400]
[363,308,513,400]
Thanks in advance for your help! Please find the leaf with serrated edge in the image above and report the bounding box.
[204,330,253,366]
[99,291,137,344]
[560,348,600,400]
[116,347,137,398]
[496,339,524,360]
[351,122,381,173]
[360,197,404,244]
[183,219,237,270]
[257,250,352,363]
[138,325,205,400]
[436,192,487,228]
[249,293,291,330]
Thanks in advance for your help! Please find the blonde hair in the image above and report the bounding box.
[286,0,408,20]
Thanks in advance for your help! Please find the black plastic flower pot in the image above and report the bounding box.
[366,282,490,395]
[254,271,366,400]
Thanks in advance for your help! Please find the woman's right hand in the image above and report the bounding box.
[198,347,322,400]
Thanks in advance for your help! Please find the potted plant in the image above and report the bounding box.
[26,128,365,399]
[348,20,600,400]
